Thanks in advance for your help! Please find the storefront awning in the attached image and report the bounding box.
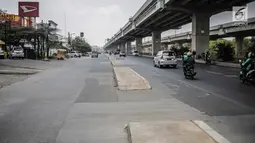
[0,40,5,45]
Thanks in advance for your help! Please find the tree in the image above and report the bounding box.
[209,39,235,61]
[72,36,91,53]
[248,37,255,53]
[170,43,190,56]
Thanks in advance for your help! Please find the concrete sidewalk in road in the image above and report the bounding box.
[114,67,151,90]
[0,59,68,70]
[0,59,71,89]
[126,120,231,143]
[108,55,151,90]
[0,67,41,75]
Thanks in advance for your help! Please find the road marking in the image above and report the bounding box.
[130,56,255,112]
[224,75,238,78]
[193,120,232,143]
[151,70,255,113]
[205,70,238,78]
[205,70,224,75]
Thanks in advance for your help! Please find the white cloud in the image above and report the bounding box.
[97,5,122,16]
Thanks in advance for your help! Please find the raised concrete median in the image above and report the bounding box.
[126,120,231,143]
[113,67,151,91]
[0,69,41,75]
[108,56,122,66]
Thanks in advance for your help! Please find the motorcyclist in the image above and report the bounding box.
[183,51,195,73]
[241,52,255,78]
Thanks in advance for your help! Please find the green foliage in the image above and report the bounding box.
[72,36,91,53]
[47,41,63,49]
[171,43,190,56]
[208,39,235,61]
[0,27,35,46]
[248,37,255,53]
[207,41,218,61]
[241,37,255,55]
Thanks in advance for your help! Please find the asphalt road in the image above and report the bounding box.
[1,55,255,143]
[127,56,255,116]
[0,58,88,143]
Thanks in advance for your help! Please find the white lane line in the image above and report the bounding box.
[205,70,238,78]
[205,70,224,75]
[193,120,232,143]
[224,75,238,78]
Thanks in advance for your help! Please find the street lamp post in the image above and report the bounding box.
[70,33,75,50]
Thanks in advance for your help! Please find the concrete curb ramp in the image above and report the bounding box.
[126,120,231,143]
[113,67,151,91]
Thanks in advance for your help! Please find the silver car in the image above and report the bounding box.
[9,47,24,59]
[0,48,4,59]
[153,51,177,68]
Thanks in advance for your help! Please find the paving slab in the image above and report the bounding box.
[113,67,151,90]
[127,120,230,143]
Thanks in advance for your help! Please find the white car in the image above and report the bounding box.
[0,48,4,59]
[153,51,177,68]
[119,52,126,57]
[9,47,24,59]
[68,51,81,58]
[132,50,139,56]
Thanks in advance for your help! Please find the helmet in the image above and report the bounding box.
[187,52,192,57]
[248,52,253,58]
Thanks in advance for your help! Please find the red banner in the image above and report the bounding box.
[19,2,39,17]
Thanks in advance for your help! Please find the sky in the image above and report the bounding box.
[0,0,145,46]
[1,0,255,46]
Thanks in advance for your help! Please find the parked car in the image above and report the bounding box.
[132,50,139,56]
[82,52,89,57]
[9,47,24,59]
[77,52,82,57]
[68,51,81,58]
[153,51,177,68]
[0,48,4,59]
[119,52,126,57]
[91,51,98,58]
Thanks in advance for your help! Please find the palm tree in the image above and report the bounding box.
[37,22,60,58]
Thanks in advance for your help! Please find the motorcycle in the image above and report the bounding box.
[239,60,255,83]
[205,55,211,64]
[183,64,197,79]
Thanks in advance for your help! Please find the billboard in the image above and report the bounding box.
[19,2,39,17]
[0,14,16,21]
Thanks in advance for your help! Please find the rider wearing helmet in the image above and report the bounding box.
[183,51,195,65]
[242,52,255,77]
[183,51,196,73]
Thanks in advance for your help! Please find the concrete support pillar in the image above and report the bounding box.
[136,37,143,54]
[125,42,131,55]
[178,43,183,49]
[117,45,120,51]
[192,13,210,56]
[120,43,125,52]
[235,36,244,58]
[113,45,118,52]
[152,31,161,56]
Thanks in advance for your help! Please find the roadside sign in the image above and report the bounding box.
[19,2,39,17]
[0,14,16,21]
